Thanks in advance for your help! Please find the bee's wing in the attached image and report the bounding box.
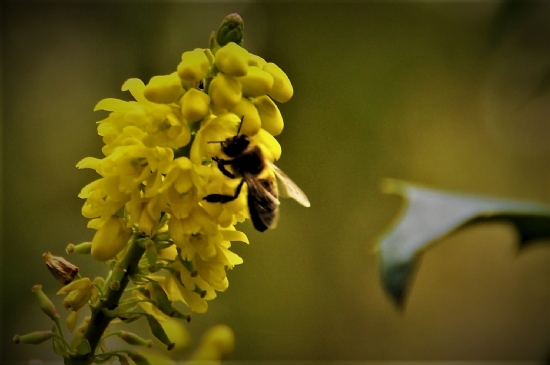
[245,174,280,231]
[267,161,311,207]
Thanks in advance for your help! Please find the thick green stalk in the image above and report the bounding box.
[66,233,145,365]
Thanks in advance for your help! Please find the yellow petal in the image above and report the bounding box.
[248,54,267,68]
[208,73,242,110]
[122,78,149,104]
[177,49,210,82]
[94,98,135,112]
[220,229,249,244]
[263,63,293,103]
[143,72,184,104]
[253,96,284,136]
[229,98,261,136]
[237,66,274,97]
[91,216,131,262]
[251,129,282,162]
[181,88,211,122]
[214,42,249,77]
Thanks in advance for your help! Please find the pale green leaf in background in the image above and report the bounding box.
[377,179,550,308]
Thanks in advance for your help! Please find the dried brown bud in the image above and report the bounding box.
[43,251,79,285]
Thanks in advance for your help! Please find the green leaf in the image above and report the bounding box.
[376,179,550,308]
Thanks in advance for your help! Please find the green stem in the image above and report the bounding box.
[66,232,146,365]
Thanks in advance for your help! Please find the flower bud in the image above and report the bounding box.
[263,62,293,103]
[66,242,92,254]
[216,13,244,47]
[209,73,242,110]
[43,252,79,285]
[91,216,131,262]
[238,66,274,97]
[13,331,52,345]
[177,49,210,83]
[118,331,153,347]
[180,88,211,122]
[143,72,184,104]
[230,98,261,136]
[32,285,59,320]
[215,42,249,77]
[253,96,284,136]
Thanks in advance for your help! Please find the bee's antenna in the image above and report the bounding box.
[236,116,244,136]
[207,141,224,144]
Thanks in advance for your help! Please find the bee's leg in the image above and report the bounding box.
[203,179,245,203]
[212,157,236,179]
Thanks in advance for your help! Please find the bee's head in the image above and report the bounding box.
[222,134,249,157]
[208,116,249,157]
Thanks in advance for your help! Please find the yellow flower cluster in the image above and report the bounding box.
[76,41,293,313]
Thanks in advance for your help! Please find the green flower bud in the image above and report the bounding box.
[13,331,52,345]
[118,331,153,347]
[253,95,284,136]
[216,13,244,47]
[143,72,184,104]
[263,62,293,103]
[209,73,242,110]
[215,42,249,77]
[91,216,131,262]
[32,285,59,320]
[66,242,92,255]
[180,88,211,122]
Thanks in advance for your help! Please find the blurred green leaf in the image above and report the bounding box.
[377,179,550,308]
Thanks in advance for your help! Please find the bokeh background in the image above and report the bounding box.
[2,1,549,364]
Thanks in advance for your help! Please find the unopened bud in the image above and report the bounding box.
[66,242,92,255]
[118,331,153,347]
[13,331,52,345]
[43,252,79,285]
[216,13,244,47]
[32,285,59,320]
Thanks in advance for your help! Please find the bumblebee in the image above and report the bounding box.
[203,119,310,232]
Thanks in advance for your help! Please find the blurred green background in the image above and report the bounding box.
[2,2,549,363]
